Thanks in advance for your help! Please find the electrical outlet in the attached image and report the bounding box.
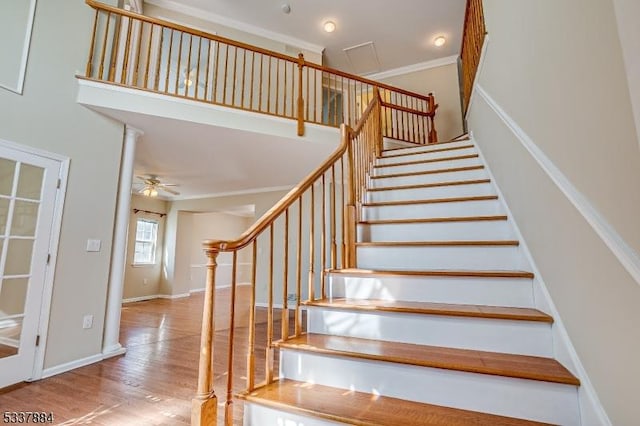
[82,314,93,329]
[86,239,101,252]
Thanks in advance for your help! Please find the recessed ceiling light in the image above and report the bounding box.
[323,21,336,33]
[434,36,446,47]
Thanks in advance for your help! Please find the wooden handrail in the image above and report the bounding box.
[203,92,380,253]
[460,0,486,113]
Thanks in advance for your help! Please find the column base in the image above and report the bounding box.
[191,395,218,426]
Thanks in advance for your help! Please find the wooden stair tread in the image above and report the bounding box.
[368,178,491,192]
[372,165,485,179]
[239,379,552,426]
[363,195,499,207]
[375,153,479,168]
[382,144,475,159]
[328,268,535,279]
[382,138,469,152]
[303,298,553,323]
[277,334,580,386]
[356,240,520,247]
[359,215,507,225]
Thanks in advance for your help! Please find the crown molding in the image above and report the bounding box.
[144,0,324,55]
[365,55,459,81]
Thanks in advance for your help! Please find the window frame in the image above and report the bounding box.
[133,218,159,266]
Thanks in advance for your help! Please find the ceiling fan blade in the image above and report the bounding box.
[161,187,180,195]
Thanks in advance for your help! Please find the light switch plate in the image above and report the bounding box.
[86,239,101,252]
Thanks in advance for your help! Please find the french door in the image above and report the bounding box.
[0,142,61,388]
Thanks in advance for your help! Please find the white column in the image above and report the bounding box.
[102,125,142,358]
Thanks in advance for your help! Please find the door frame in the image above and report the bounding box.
[0,138,70,382]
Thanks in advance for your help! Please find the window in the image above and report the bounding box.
[133,219,158,265]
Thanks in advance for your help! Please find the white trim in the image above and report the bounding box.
[122,292,191,303]
[470,134,612,426]
[0,0,37,95]
[465,36,490,121]
[365,55,459,81]
[145,0,324,55]
[40,353,105,380]
[475,85,640,287]
[0,337,19,348]
[174,185,293,201]
[0,317,23,329]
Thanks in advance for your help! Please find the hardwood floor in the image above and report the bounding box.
[0,289,285,425]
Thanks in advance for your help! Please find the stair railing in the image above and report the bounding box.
[460,0,486,114]
[191,88,436,425]
[83,0,437,142]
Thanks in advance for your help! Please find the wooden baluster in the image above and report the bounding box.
[283,59,287,116]
[428,92,438,143]
[232,47,239,106]
[282,209,290,341]
[340,156,346,268]
[344,125,357,268]
[184,34,193,97]
[305,66,310,121]
[313,69,318,123]
[240,50,246,108]
[164,30,173,92]
[249,51,255,109]
[295,197,302,336]
[194,37,202,99]
[267,56,272,113]
[320,173,327,299]
[290,61,295,118]
[144,24,154,89]
[246,241,257,391]
[308,186,315,301]
[266,224,275,383]
[224,251,238,426]
[174,32,183,95]
[222,44,229,104]
[330,164,337,270]
[108,14,122,82]
[213,41,220,102]
[275,59,280,115]
[297,53,305,136]
[191,245,219,426]
[258,54,263,111]
[98,12,111,80]
[86,10,99,77]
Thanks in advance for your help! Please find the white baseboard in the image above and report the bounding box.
[40,353,106,380]
[470,116,612,426]
[0,336,19,348]
[122,293,190,303]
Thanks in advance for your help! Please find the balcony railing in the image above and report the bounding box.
[460,0,486,114]
[83,0,438,143]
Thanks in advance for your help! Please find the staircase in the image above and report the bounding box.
[238,138,582,425]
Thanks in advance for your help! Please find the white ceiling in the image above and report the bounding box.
[90,106,338,200]
[162,0,467,74]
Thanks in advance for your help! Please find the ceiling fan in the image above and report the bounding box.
[134,175,180,197]
[179,67,205,89]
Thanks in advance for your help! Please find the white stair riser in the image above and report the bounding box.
[381,141,474,157]
[383,138,419,151]
[362,199,505,220]
[358,220,515,242]
[374,156,481,175]
[367,183,495,203]
[328,274,535,307]
[244,403,341,426]
[357,245,529,271]
[378,148,476,166]
[369,168,488,188]
[307,309,553,357]
[280,350,580,425]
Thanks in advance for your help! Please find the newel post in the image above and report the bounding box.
[343,125,357,268]
[427,92,439,144]
[191,242,222,426]
[296,53,306,137]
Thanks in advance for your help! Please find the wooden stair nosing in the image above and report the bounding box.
[372,164,485,180]
[239,379,553,426]
[303,298,553,323]
[368,178,491,192]
[276,334,581,386]
[359,215,508,225]
[375,153,480,169]
[363,195,499,207]
[356,240,520,247]
[382,137,470,152]
[327,268,535,279]
[382,144,475,159]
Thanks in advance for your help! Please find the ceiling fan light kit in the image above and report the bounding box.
[134,175,180,197]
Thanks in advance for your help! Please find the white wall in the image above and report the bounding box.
[375,63,464,142]
[467,1,640,423]
[0,0,124,369]
[123,195,168,300]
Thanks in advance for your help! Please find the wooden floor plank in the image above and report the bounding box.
[240,379,553,426]
[304,298,553,323]
[277,334,580,385]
